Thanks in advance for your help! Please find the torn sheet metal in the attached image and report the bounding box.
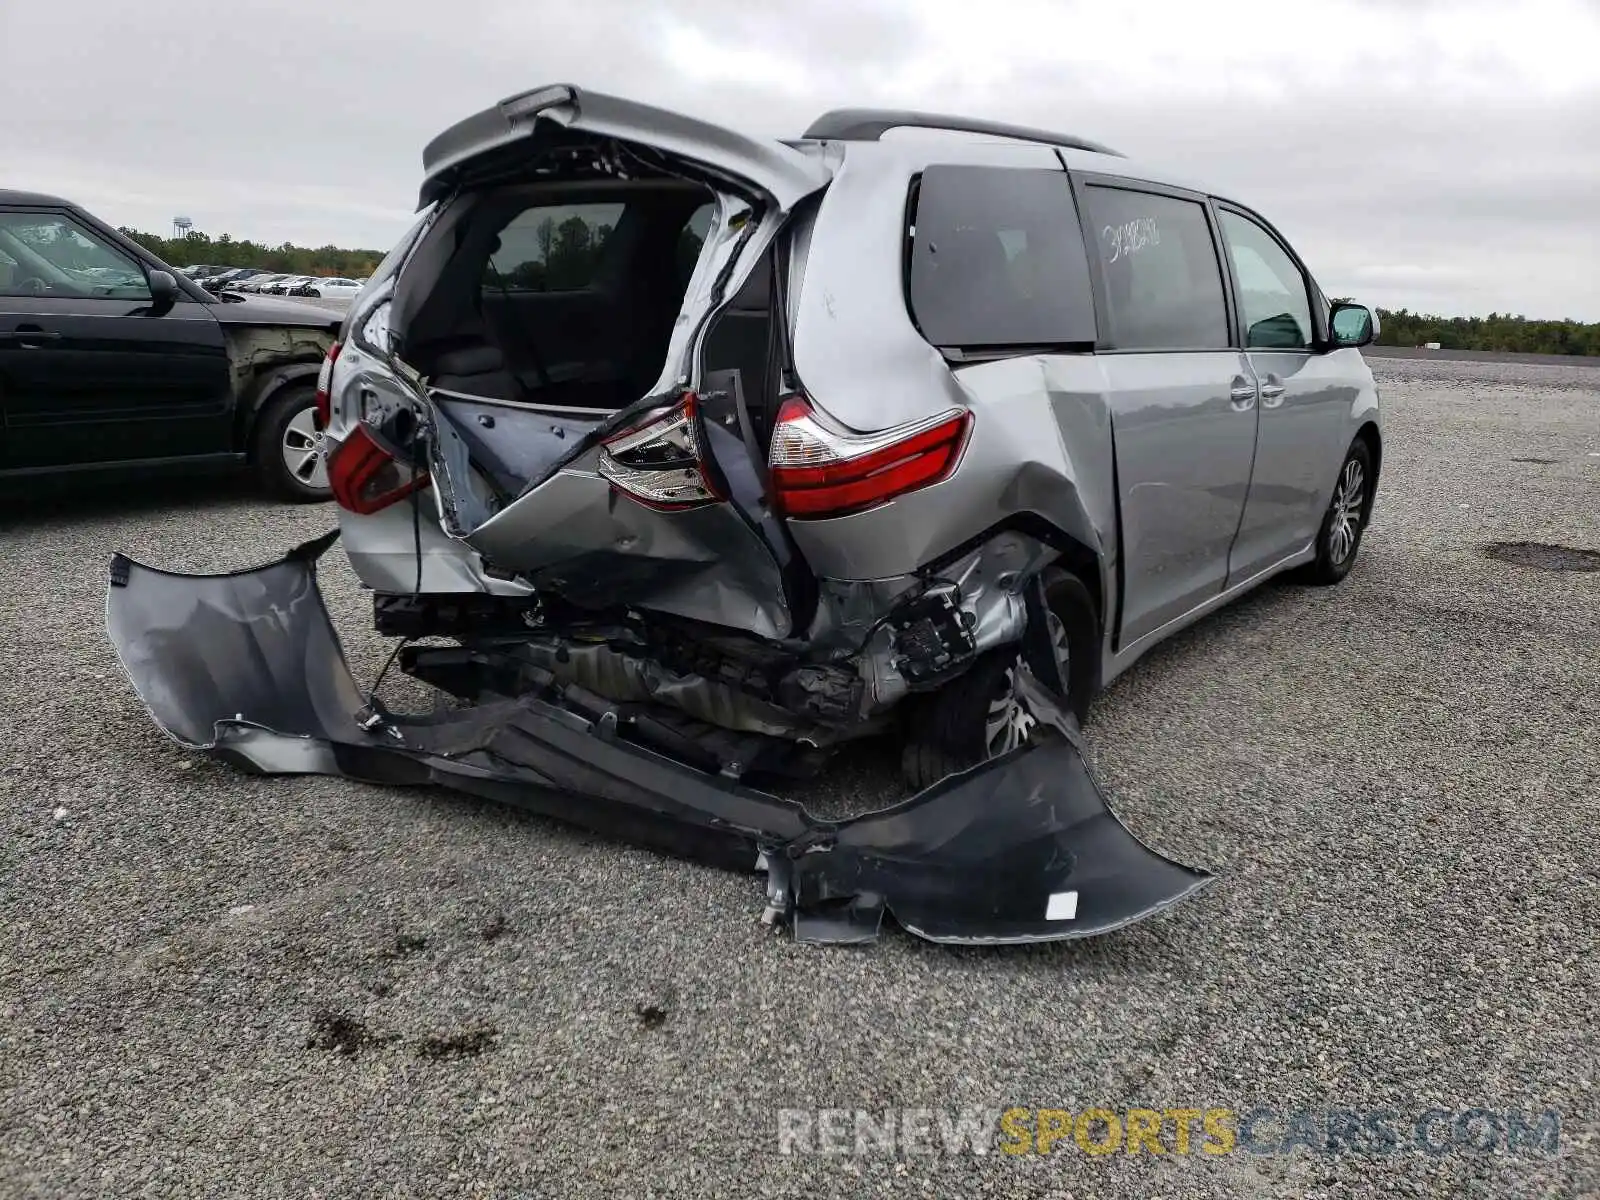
[105,535,1213,946]
[223,325,336,399]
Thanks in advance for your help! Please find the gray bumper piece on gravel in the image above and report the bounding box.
[104,532,1215,947]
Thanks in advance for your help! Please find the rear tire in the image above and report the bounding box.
[900,569,1098,791]
[1300,437,1372,586]
[253,383,331,503]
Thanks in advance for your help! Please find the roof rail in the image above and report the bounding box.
[801,108,1124,158]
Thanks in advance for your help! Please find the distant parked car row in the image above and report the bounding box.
[177,264,370,298]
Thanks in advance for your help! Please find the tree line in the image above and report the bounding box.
[117,228,386,278]
[1365,306,1600,357]
[490,215,616,292]
[117,225,1600,355]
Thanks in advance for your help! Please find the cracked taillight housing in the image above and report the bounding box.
[328,423,429,514]
[598,392,722,511]
[768,395,971,519]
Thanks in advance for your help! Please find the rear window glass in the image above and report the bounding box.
[485,201,623,292]
[1082,186,1229,350]
[906,165,1096,348]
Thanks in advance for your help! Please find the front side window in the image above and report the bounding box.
[484,201,624,293]
[1082,186,1228,351]
[906,165,1098,349]
[1218,209,1314,350]
[0,212,151,300]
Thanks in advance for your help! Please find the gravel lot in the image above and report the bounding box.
[3,357,1597,1198]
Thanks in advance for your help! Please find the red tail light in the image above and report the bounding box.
[597,392,723,511]
[327,424,429,514]
[313,340,342,428]
[768,396,971,519]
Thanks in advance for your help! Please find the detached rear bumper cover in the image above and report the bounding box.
[104,535,1213,946]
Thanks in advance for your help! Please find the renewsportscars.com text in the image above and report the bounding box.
[777,1105,1562,1158]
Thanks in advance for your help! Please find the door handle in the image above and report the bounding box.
[1229,376,1257,410]
[6,325,62,348]
[1259,377,1287,407]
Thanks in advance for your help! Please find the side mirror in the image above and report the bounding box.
[1329,301,1378,349]
[147,269,181,308]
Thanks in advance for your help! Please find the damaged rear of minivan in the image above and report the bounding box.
[107,84,1212,945]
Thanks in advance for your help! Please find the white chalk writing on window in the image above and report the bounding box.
[1101,217,1160,264]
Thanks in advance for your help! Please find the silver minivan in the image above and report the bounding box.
[327,86,1381,775]
[109,86,1382,945]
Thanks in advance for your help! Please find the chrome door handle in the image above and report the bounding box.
[1229,377,1257,410]
[1259,379,1287,406]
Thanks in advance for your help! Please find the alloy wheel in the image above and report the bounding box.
[983,611,1070,757]
[281,406,330,491]
[1328,458,1365,565]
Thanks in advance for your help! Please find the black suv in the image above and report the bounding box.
[0,191,341,500]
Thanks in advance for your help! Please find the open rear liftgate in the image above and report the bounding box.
[105,533,1213,947]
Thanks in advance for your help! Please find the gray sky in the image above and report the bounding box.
[4,0,1598,319]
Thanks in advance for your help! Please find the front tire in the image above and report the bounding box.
[253,383,331,503]
[900,569,1099,791]
[1301,438,1373,586]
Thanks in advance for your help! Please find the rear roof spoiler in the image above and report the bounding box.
[801,108,1125,158]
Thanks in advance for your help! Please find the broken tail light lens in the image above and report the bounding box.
[327,423,429,515]
[313,340,342,428]
[597,392,723,511]
[768,396,972,519]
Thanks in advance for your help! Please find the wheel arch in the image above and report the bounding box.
[928,512,1105,622]
[1042,528,1104,634]
[924,511,1109,693]
[1353,420,1382,524]
[233,361,322,460]
[1354,419,1381,474]
[220,324,337,456]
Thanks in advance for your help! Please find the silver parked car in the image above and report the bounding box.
[294,276,364,299]
[108,85,1381,946]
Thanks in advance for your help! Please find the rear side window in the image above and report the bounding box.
[1082,186,1229,350]
[906,165,1096,349]
[485,201,623,292]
